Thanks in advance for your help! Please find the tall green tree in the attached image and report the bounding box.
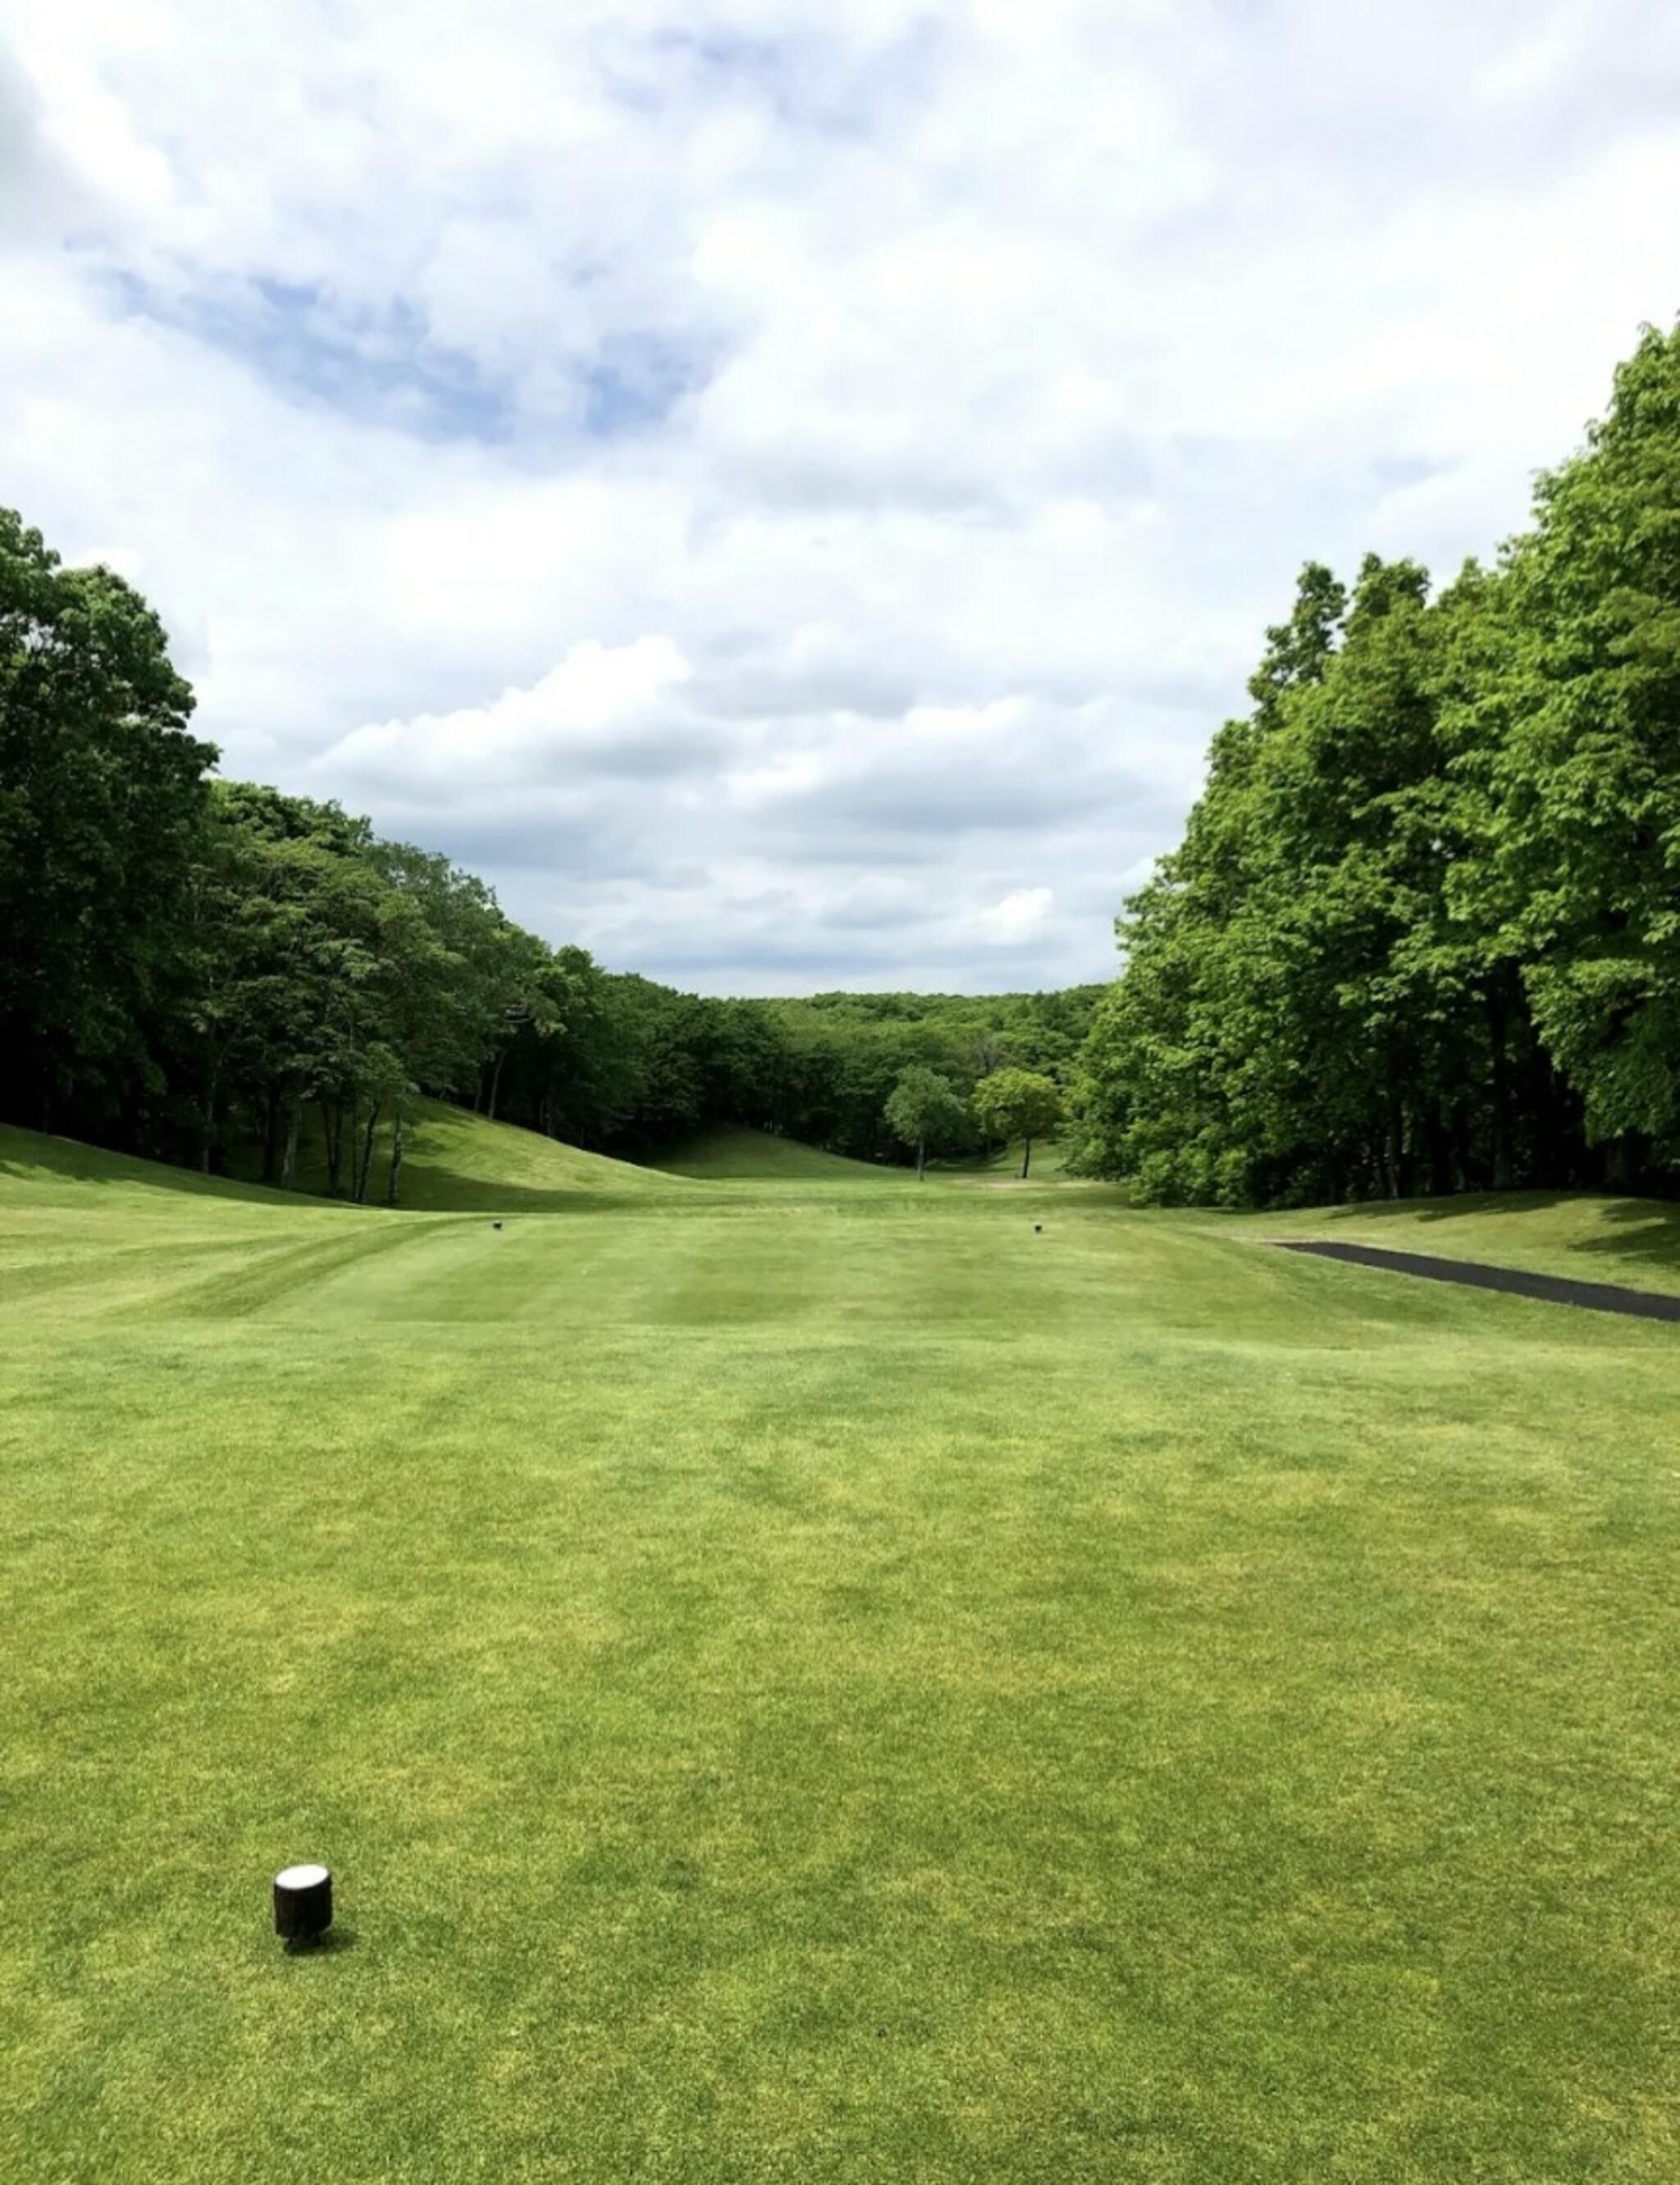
[1078,549,1576,1206]
[883,1065,969,1179]
[973,1068,1062,1179]
[1443,322,1680,1167]
[0,511,214,1136]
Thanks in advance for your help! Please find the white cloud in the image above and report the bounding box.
[319,636,696,791]
[2,0,1679,990]
[971,889,1053,947]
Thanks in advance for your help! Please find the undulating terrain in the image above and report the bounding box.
[2,1113,1677,2182]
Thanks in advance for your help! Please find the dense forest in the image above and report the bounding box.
[0,506,1092,1195]
[1075,321,1680,1207]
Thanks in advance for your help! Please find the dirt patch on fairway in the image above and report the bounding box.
[1274,1239,1680,1322]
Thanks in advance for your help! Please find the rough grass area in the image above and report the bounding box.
[2,1137,1677,2182]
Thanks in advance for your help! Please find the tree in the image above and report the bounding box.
[973,1068,1062,1179]
[1075,543,1583,1207]
[1440,322,1680,1166]
[883,1065,969,1179]
[0,509,214,1138]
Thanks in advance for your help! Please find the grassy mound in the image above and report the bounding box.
[941,1136,1076,1183]
[235,1097,682,1211]
[640,1125,900,1180]
[3,1104,679,1216]
[0,1123,295,1207]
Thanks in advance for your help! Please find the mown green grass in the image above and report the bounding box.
[2,1129,1677,2182]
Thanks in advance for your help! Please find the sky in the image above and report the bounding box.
[3,2,1679,995]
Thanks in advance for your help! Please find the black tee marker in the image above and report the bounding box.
[274,1862,333,1946]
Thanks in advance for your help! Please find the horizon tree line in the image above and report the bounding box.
[0,515,1089,1199]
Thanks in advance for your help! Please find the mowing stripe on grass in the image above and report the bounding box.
[1275,1238,1680,1321]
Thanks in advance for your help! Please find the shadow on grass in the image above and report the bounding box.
[283,1924,359,1959]
[351,1170,668,1215]
[0,1134,292,1206]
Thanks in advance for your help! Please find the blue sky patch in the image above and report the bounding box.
[107,271,517,445]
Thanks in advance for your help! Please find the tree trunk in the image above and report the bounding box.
[915,1138,925,1179]
[354,1100,381,1204]
[1427,1104,1453,1197]
[1486,991,1513,1189]
[261,1087,281,1184]
[487,1047,507,1122]
[386,1106,405,1206]
[1020,1136,1033,1180]
[1450,1104,1473,1197]
[280,1101,301,1192]
[322,1099,344,1196]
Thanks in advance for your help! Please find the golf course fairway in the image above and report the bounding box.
[2,1122,1676,2182]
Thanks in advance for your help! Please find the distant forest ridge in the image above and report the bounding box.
[0,534,1098,1194]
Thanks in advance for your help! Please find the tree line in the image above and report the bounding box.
[0,507,1092,1200]
[25,323,1669,1216]
[1075,321,1680,1207]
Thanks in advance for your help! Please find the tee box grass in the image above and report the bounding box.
[2,1120,1676,2180]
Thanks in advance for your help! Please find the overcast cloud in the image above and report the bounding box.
[4,1,1678,991]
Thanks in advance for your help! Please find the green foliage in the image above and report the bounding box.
[883,1064,970,1176]
[973,1067,1062,1177]
[0,510,214,1132]
[1445,322,1680,1152]
[1080,321,1680,1206]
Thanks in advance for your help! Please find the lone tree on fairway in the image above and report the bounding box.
[975,1067,1062,1179]
[884,1065,969,1179]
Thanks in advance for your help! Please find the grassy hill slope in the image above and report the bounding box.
[4,1103,679,1216]
[941,1136,1076,1184]
[640,1126,899,1180]
[232,1097,682,1211]
[0,1124,299,1208]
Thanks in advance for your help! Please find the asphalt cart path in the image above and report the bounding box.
[1274,1238,1680,1323]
